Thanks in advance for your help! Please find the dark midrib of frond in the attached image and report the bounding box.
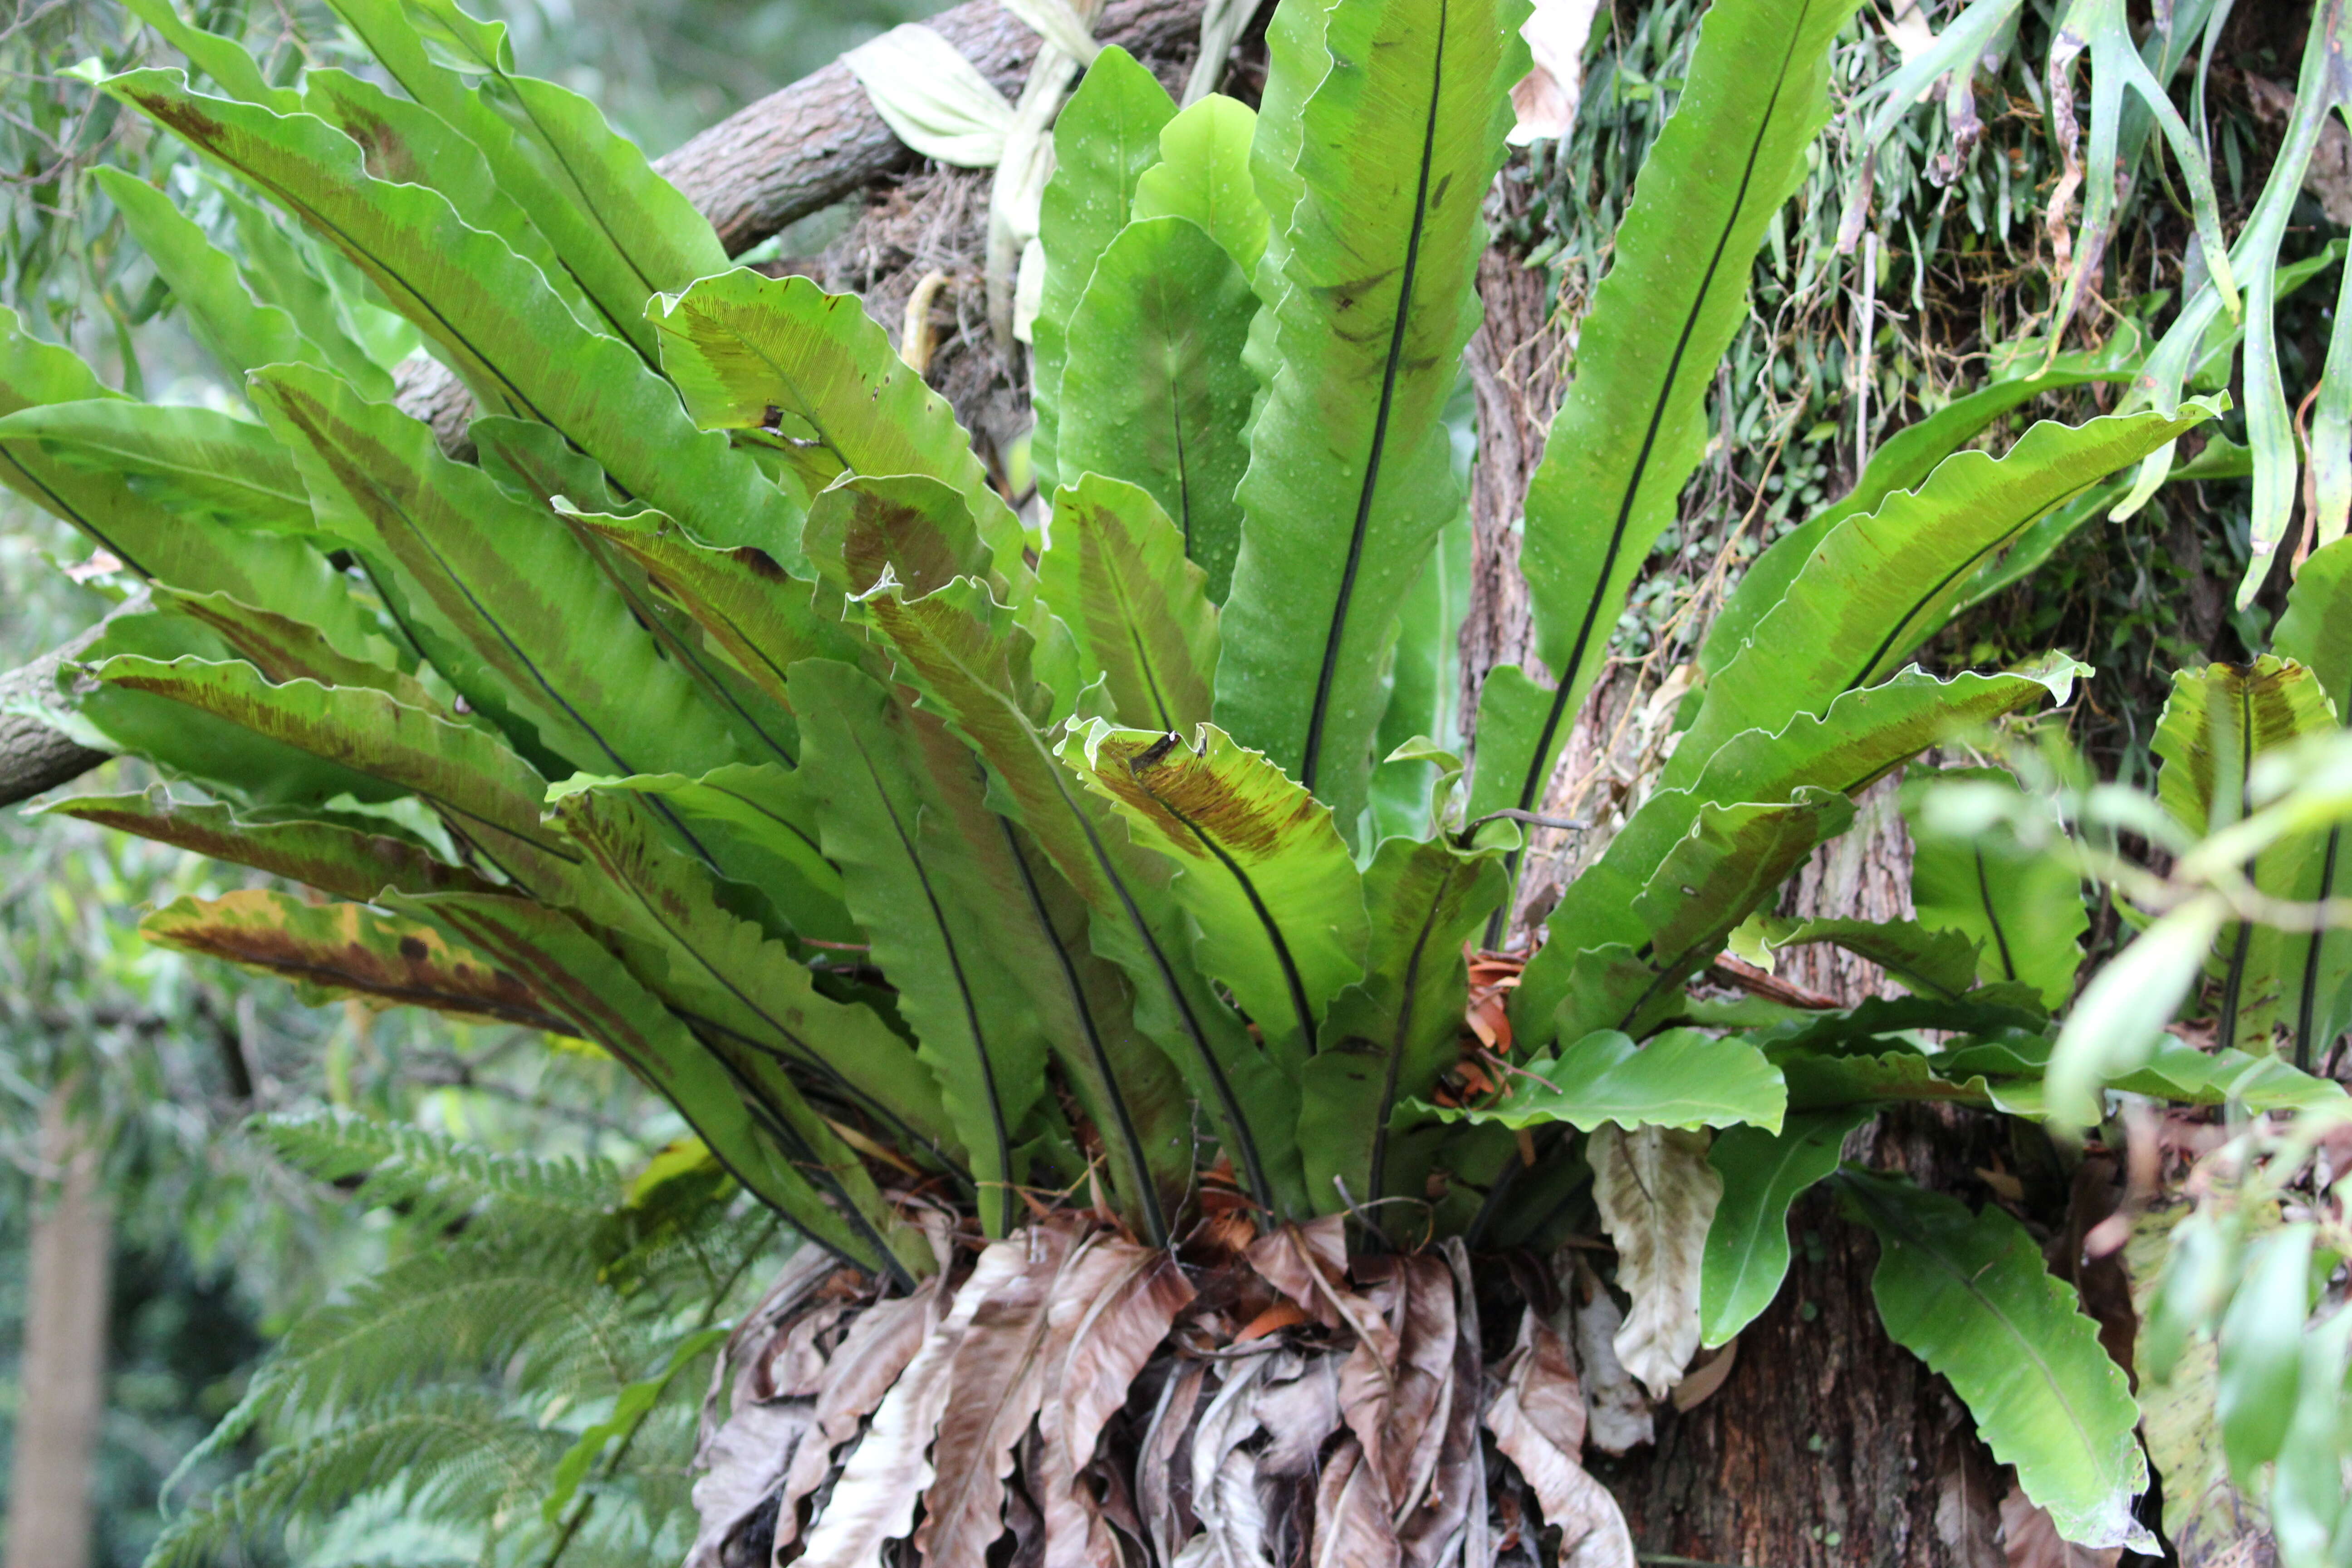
[711,1049,917,1288]
[1840,487,2092,690]
[845,731,1017,1239]
[1052,768,1277,1215]
[0,446,156,576]
[369,479,720,869]
[686,1008,971,1191]
[2297,825,2341,1070]
[997,814,1170,1246]
[1300,2,1449,795]
[1511,9,1816,818]
[1974,845,2019,982]
[1364,871,1453,1216]
[2216,679,2257,1049]
[579,810,972,1190]
[1137,769,1321,1052]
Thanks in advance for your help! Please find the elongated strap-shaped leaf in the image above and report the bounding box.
[1215,0,1528,833]
[0,398,310,534]
[548,766,854,946]
[298,67,585,324]
[64,614,406,811]
[562,504,856,716]
[145,887,565,1028]
[1523,661,2084,1038]
[118,0,295,110]
[93,166,359,390]
[1670,405,2217,789]
[48,790,496,904]
[149,588,466,729]
[320,0,726,363]
[1299,834,1503,1212]
[1529,791,1855,1048]
[1131,94,1269,276]
[1699,359,2130,680]
[92,654,578,892]
[399,889,930,1284]
[843,581,1306,1218]
[458,440,799,772]
[0,312,376,652]
[1063,718,1368,1063]
[1758,916,1982,1001]
[1441,1027,1787,1137]
[1840,1171,2151,1549]
[1906,768,2089,1009]
[788,662,1187,1239]
[2156,657,2333,838]
[1699,1107,1872,1346]
[1032,46,1179,489]
[786,660,1052,1237]
[103,71,791,554]
[249,364,748,798]
[1485,0,1857,829]
[2276,539,2352,709]
[208,180,407,397]
[1038,474,1219,733]
[1057,216,1256,603]
[1367,515,1474,847]
[539,781,963,1183]
[2156,657,2342,1054]
[646,270,1019,557]
[2271,547,2352,1064]
[804,472,1012,604]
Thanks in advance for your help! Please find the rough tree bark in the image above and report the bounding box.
[4,1087,113,1568]
[0,597,144,810]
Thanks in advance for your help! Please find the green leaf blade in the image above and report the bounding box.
[1842,1170,2150,1550]
[1216,0,1528,833]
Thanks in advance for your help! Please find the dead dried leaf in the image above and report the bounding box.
[916,1226,1078,1568]
[1349,1254,1458,1519]
[1999,1485,2123,1567]
[686,1400,813,1568]
[1313,1436,1403,1568]
[1569,1258,1653,1455]
[1483,1312,1633,1568]
[773,1281,942,1553]
[799,1238,1031,1568]
[1038,1242,1194,1568]
[1591,1123,1721,1399]
[1186,1355,1279,1567]
[1668,1335,1737,1413]
[1140,1360,1208,1566]
[1246,1215,1351,1329]
[1398,1241,1485,1568]
[1252,1353,1344,1480]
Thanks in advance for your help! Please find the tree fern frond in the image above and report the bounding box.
[145,1390,556,1568]
[218,1240,654,1445]
[258,1109,623,1230]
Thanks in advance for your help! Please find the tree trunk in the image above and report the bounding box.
[1455,169,2012,1564]
[5,1086,113,1568]
[1595,1112,2016,1566]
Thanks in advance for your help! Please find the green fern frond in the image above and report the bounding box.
[258,1109,622,1230]
[146,1389,556,1568]
[235,1241,649,1428]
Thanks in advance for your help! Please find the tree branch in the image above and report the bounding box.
[0,598,144,810]
[397,0,1215,448]
[1,0,1222,804]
